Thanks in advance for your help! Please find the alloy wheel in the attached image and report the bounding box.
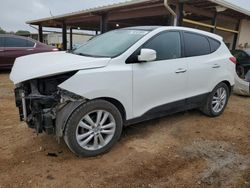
[75,110,116,151]
[212,87,227,113]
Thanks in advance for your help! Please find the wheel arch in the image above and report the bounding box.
[97,97,127,122]
[221,80,232,94]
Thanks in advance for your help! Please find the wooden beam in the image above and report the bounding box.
[109,6,169,21]
[183,4,237,23]
[183,18,215,28]
[183,18,239,33]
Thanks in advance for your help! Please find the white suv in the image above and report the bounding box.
[10,26,235,156]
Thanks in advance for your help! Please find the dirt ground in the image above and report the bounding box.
[0,72,249,188]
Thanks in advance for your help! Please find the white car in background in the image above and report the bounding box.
[231,49,250,96]
[10,26,235,157]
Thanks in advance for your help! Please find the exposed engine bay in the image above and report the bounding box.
[14,71,84,136]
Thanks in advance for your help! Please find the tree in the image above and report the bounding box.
[0,27,6,34]
[15,30,30,35]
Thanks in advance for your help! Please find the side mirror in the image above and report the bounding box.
[138,48,157,62]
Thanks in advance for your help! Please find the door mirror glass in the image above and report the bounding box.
[138,48,156,62]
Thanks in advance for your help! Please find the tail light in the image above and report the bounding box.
[229,57,237,64]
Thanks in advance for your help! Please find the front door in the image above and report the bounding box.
[132,31,188,118]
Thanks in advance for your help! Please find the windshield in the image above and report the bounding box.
[73,29,149,58]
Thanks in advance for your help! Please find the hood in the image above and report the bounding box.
[10,51,111,84]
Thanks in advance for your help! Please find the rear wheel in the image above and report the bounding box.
[236,64,245,78]
[64,100,123,157]
[201,82,229,117]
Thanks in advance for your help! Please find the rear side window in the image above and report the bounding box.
[208,38,221,53]
[5,37,35,47]
[184,32,210,57]
[0,37,4,47]
[143,31,181,61]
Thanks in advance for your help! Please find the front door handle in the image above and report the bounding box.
[212,64,220,68]
[175,68,187,74]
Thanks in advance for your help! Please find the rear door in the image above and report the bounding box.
[3,36,35,67]
[183,32,221,97]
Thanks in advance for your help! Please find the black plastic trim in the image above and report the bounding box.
[124,93,209,126]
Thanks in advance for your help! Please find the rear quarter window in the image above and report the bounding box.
[27,40,35,47]
[208,38,221,53]
[183,32,210,57]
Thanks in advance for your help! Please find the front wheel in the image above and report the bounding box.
[64,100,123,157]
[201,82,230,117]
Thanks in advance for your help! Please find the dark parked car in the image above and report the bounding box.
[231,49,250,78]
[0,34,58,70]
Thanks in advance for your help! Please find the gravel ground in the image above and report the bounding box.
[0,72,250,188]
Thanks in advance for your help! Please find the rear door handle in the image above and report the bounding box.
[26,49,34,51]
[0,50,4,52]
[175,68,187,74]
[212,64,220,68]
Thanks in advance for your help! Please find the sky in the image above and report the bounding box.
[0,0,132,32]
[0,0,249,32]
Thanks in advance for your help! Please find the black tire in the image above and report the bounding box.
[64,99,123,157]
[236,64,245,78]
[201,82,230,117]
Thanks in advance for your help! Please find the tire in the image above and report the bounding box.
[64,99,123,157]
[236,64,245,78]
[201,82,230,117]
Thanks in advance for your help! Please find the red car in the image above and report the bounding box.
[0,34,58,70]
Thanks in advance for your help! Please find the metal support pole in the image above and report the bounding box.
[70,27,73,50]
[177,3,184,26]
[62,22,67,51]
[232,20,241,50]
[38,24,43,43]
[100,14,108,33]
[211,11,218,33]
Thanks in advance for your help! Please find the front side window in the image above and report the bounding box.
[5,37,34,47]
[184,32,210,57]
[73,29,149,58]
[143,31,181,61]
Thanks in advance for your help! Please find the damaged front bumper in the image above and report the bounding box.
[14,71,86,137]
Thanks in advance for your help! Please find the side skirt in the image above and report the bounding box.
[124,93,209,126]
